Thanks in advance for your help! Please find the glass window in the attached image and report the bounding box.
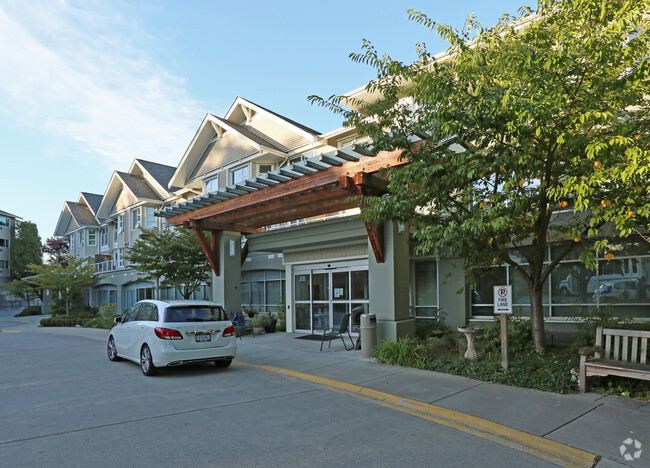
[266,281,282,306]
[100,227,108,247]
[78,231,84,246]
[551,262,596,304]
[230,165,249,185]
[332,272,349,300]
[295,303,311,330]
[146,207,156,228]
[351,270,369,300]
[0,216,9,227]
[471,266,507,316]
[250,280,264,305]
[165,306,228,322]
[131,209,141,229]
[295,274,310,301]
[414,261,437,306]
[117,214,124,233]
[135,303,158,321]
[113,223,118,245]
[257,164,273,175]
[88,229,96,246]
[312,273,329,301]
[122,304,140,323]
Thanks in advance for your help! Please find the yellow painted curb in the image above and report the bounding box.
[0,329,22,333]
[236,361,597,468]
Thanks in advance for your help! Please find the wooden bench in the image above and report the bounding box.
[579,326,650,392]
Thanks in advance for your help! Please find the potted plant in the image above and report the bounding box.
[274,299,286,332]
[265,311,278,333]
[250,314,271,334]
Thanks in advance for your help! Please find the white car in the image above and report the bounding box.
[107,300,237,376]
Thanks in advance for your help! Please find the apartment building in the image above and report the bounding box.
[53,159,209,311]
[0,209,19,287]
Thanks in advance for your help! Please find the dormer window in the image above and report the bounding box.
[230,165,249,185]
[257,163,273,176]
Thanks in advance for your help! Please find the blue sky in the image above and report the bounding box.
[0,0,529,240]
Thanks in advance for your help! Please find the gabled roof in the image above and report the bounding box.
[210,115,286,153]
[53,201,99,236]
[96,170,164,220]
[169,98,322,190]
[225,97,321,138]
[79,193,103,217]
[117,172,162,201]
[134,159,181,192]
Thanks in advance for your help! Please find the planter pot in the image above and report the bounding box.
[252,326,265,335]
[247,311,255,319]
[265,318,277,333]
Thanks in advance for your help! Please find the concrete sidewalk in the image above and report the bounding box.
[234,332,649,467]
[4,310,649,467]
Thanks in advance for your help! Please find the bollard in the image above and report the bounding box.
[360,313,377,358]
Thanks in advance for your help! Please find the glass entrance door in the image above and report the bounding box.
[293,262,369,333]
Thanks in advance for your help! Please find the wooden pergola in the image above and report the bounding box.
[160,145,416,277]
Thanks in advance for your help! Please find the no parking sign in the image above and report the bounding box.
[493,285,512,314]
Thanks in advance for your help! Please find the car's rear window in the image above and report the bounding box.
[164,306,228,322]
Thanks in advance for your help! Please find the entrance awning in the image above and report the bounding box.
[156,143,422,275]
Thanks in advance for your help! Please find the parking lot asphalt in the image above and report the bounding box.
[3,309,649,467]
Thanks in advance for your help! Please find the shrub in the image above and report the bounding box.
[15,305,42,317]
[572,307,632,349]
[82,304,120,329]
[251,314,271,328]
[373,337,578,394]
[477,316,535,355]
[415,319,449,339]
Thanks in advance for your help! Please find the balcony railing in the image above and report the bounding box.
[95,260,117,273]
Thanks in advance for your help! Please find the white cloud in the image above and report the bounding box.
[0,0,202,169]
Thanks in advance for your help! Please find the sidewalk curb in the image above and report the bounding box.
[237,361,598,468]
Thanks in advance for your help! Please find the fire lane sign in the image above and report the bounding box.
[494,285,512,314]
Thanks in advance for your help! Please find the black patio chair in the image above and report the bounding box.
[320,312,353,351]
[231,310,254,340]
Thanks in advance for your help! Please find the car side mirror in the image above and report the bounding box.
[114,316,123,325]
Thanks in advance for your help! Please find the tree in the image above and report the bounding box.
[42,237,70,266]
[126,228,211,299]
[0,278,40,306]
[10,221,42,279]
[311,0,649,351]
[28,256,97,315]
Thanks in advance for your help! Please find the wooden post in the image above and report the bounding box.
[500,313,508,370]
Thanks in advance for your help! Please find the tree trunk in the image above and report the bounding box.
[65,296,70,316]
[529,287,546,352]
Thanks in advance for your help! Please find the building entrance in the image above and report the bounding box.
[293,261,369,333]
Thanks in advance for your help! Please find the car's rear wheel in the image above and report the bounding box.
[214,358,232,368]
[140,344,159,376]
[107,336,121,361]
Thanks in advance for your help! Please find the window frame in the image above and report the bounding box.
[230,164,250,185]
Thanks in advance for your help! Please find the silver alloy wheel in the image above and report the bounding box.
[140,345,158,376]
[107,337,120,361]
[141,346,151,373]
[108,338,116,358]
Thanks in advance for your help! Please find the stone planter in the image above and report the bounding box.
[253,326,265,335]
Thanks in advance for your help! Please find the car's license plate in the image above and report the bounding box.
[195,332,211,342]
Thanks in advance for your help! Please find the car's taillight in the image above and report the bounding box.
[154,327,183,340]
[222,325,236,337]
